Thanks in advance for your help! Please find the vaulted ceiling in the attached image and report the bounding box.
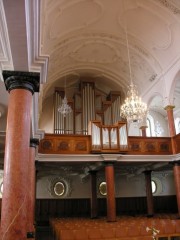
[0,0,180,175]
[40,0,180,109]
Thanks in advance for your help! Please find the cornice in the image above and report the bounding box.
[37,153,173,163]
[0,0,13,73]
[25,0,49,84]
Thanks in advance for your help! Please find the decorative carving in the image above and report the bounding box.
[149,74,157,82]
[70,41,119,64]
[75,141,87,151]
[160,143,169,152]
[58,141,69,150]
[49,0,103,39]
[156,0,180,14]
[42,140,52,150]
[131,143,140,151]
[145,143,156,152]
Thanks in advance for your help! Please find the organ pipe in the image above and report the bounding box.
[53,82,121,135]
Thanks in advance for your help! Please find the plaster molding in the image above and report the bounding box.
[37,153,173,163]
[156,0,180,15]
[25,0,49,84]
[0,0,13,72]
[48,0,104,40]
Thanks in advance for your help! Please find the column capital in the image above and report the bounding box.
[30,138,39,148]
[172,161,180,166]
[164,105,175,111]
[104,161,115,166]
[3,70,40,94]
[143,170,152,175]
[139,125,148,130]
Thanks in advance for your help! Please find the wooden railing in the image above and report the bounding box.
[39,134,91,154]
[38,133,177,155]
[128,136,172,155]
[173,133,180,153]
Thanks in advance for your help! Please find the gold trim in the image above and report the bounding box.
[164,105,175,110]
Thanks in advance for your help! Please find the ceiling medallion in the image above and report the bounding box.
[120,9,147,123]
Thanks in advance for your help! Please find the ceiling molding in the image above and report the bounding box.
[25,0,49,84]
[0,0,13,73]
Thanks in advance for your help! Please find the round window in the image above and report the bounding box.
[53,181,65,196]
[151,180,157,194]
[0,182,3,194]
[99,181,107,196]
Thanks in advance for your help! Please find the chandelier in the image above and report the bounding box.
[120,12,147,123]
[57,76,72,117]
[58,95,72,117]
[121,83,147,122]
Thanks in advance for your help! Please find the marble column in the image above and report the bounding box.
[1,71,39,240]
[173,162,180,217]
[105,162,116,222]
[26,138,39,239]
[144,170,154,217]
[89,170,98,219]
[164,105,176,153]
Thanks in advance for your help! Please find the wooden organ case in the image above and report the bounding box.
[88,121,128,153]
[54,80,122,136]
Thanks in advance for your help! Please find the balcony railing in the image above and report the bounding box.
[38,133,180,155]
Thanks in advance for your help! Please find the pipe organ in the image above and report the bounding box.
[88,121,128,153]
[54,80,122,135]
[54,88,74,134]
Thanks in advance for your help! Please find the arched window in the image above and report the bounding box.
[0,182,3,195]
[175,118,180,134]
[146,115,155,137]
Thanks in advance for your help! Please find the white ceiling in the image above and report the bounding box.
[0,0,179,118]
[40,0,180,104]
[0,0,180,174]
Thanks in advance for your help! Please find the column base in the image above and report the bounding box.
[107,218,117,222]
[27,231,35,238]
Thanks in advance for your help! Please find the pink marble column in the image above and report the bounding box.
[144,170,154,217]
[105,162,116,222]
[26,139,39,239]
[1,71,39,240]
[173,163,180,217]
[89,170,98,219]
[140,126,147,137]
[164,105,176,153]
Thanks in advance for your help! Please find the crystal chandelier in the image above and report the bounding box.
[120,14,147,123]
[58,95,72,117]
[57,76,72,117]
[121,83,147,122]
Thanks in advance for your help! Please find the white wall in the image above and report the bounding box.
[36,171,175,199]
[39,94,54,133]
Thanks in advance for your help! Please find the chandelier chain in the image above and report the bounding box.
[57,75,72,117]
[120,4,147,123]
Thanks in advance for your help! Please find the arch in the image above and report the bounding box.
[162,59,180,107]
[175,117,180,134]
[146,114,155,137]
